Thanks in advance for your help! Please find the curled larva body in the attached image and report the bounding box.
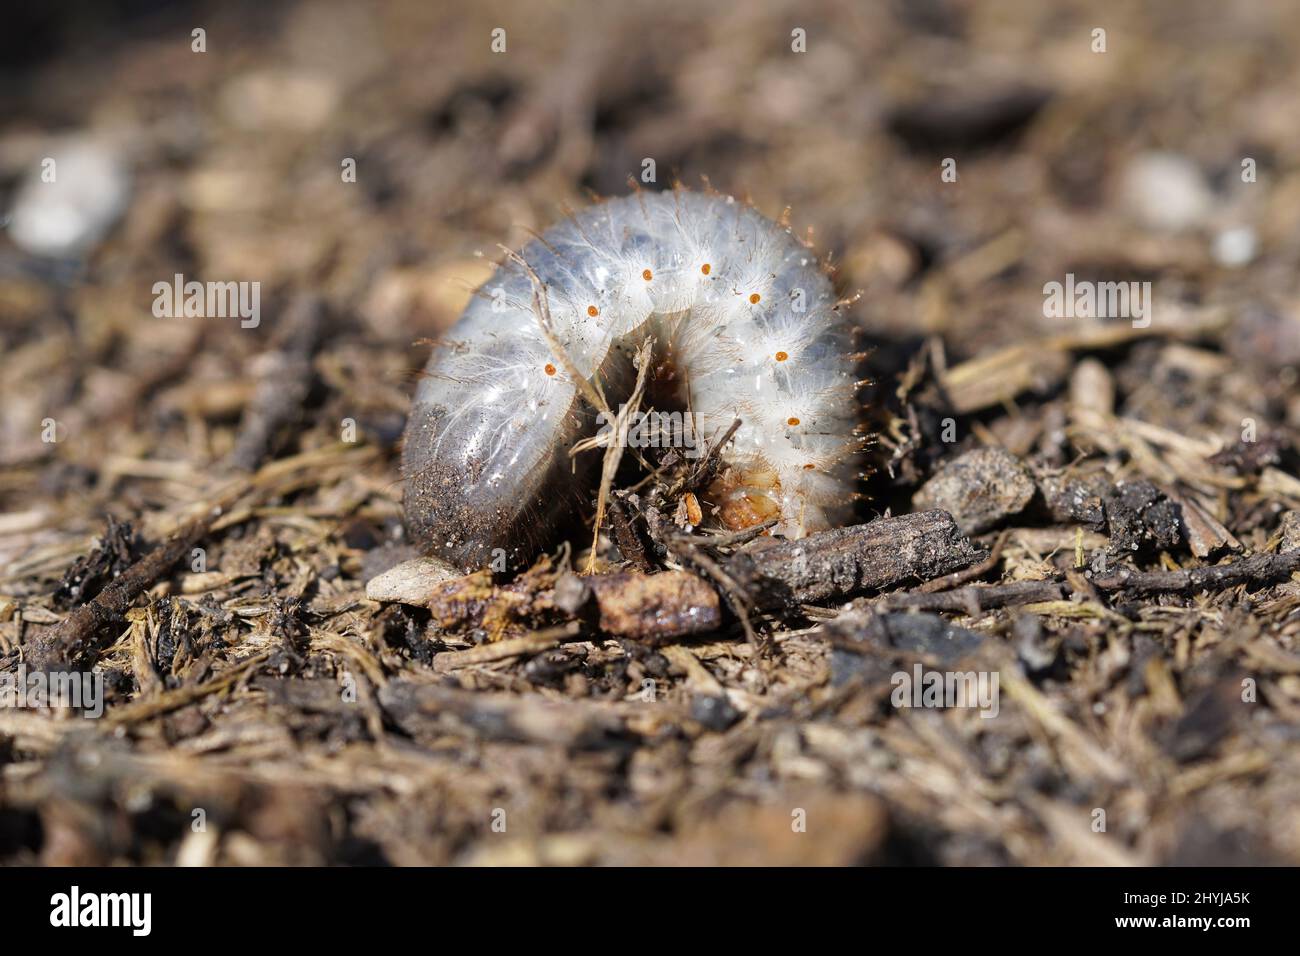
[402,191,860,571]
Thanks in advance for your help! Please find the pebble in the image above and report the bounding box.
[1280,511,1300,553]
[914,447,1036,534]
[365,555,462,604]
[690,694,742,732]
[8,137,130,257]
[1211,226,1257,267]
[1120,151,1213,232]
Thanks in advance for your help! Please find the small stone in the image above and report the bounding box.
[914,447,1036,534]
[1279,511,1300,553]
[8,137,130,257]
[365,555,462,604]
[1120,151,1213,232]
[690,694,742,732]
[1212,226,1257,267]
[552,572,592,615]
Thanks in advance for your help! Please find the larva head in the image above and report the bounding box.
[708,466,784,531]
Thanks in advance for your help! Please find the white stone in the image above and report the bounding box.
[1212,226,1257,267]
[1120,151,1213,232]
[8,137,130,257]
[366,555,462,604]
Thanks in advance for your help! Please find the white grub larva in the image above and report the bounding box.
[401,190,862,571]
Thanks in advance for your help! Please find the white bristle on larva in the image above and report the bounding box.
[402,190,861,571]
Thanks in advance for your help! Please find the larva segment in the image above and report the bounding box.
[402,191,862,570]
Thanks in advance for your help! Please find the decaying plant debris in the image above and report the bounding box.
[4,0,1300,865]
